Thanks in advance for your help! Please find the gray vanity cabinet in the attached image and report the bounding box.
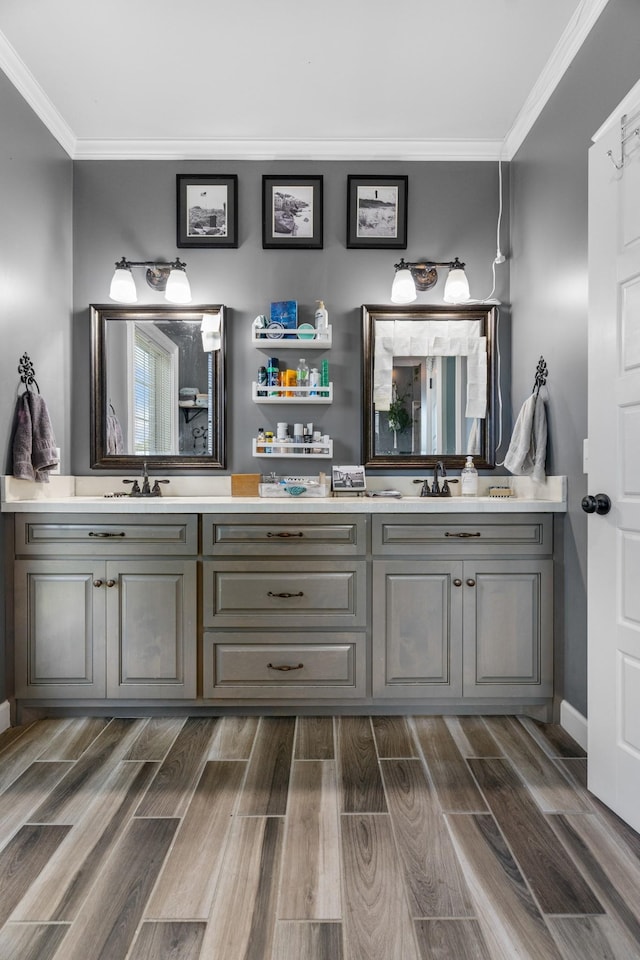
[13,514,198,701]
[372,514,554,703]
[201,514,367,700]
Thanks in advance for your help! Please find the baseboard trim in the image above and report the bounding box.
[0,700,10,733]
[560,699,588,752]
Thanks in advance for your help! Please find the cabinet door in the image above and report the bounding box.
[463,559,553,698]
[372,560,463,698]
[14,560,107,698]
[106,560,197,699]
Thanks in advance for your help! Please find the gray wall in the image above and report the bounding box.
[510,0,640,716]
[0,70,73,702]
[72,160,510,474]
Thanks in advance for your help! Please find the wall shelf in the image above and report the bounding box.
[252,326,332,348]
[252,383,333,403]
[252,439,333,458]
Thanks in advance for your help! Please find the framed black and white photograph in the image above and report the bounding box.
[177,174,238,248]
[262,175,323,249]
[332,464,366,492]
[346,175,408,249]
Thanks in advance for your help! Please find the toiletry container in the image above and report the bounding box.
[461,456,479,496]
[314,300,329,340]
[309,367,319,396]
[296,358,309,396]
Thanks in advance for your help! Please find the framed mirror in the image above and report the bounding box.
[91,304,226,469]
[362,304,497,469]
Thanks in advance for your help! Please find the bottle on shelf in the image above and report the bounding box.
[314,300,329,340]
[257,366,267,397]
[264,431,274,454]
[309,366,319,396]
[320,358,330,397]
[267,357,280,397]
[461,455,479,496]
[296,358,309,396]
[256,426,266,453]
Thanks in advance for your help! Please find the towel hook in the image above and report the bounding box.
[533,356,548,396]
[18,353,40,393]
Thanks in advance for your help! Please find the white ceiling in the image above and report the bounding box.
[0,0,608,160]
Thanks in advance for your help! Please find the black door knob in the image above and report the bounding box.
[581,493,611,515]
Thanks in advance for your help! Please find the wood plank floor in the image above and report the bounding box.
[0,715,638,960]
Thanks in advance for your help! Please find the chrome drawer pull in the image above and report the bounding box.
[267,591,304,599]
[453,578,462,587]
[266,531,304,538]
[466,578,476,587]
[267,662,304,671]
[444,531,481,538]
[88,531,126,538]
[105,579,117,588]
[93,579,103,588]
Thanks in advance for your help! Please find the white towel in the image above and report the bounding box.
[503,391,547,483]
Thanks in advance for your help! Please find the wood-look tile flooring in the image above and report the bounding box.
[0,715,639,960]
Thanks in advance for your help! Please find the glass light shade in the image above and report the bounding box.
[443,266,470,303]
[165,267,192,304]
[109,266,137,303]
[391,268,417,304]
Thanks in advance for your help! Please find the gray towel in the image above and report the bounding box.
[12,391,59,483]
[503,391,547,483]
[106,411,124,454]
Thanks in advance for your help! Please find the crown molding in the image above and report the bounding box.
[1,0,610,164]
[0,30,76,156]
[71,137,504,162]
[502,0,610,160]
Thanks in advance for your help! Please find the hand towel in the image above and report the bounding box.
[12,391,59,483]
[106,410,124,454]
[503,391,548,482]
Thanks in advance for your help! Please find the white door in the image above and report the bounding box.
[588,80,640,832]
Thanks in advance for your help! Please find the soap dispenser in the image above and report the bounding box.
[314,300,329,340]
[461,456,479,496]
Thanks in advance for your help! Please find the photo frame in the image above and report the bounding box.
[177,174,238,248]
[346,175,408,249]
[262,175,323,249]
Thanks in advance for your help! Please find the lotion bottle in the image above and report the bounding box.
[314,300,329,340]
[461,456,479,496]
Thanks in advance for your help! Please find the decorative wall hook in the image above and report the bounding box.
[18,353,40,393]
[533,356,548,396]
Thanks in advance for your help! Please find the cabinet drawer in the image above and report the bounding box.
[373,514,552,556]
[14,514,198,556]
[203,560,366,627]
[203,514,367,556]
[203,632,366,698]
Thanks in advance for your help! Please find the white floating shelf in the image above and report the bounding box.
[252,439,333,458]
[251,383,333,403]
[252,326,332,348]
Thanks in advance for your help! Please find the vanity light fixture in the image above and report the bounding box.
[391,257,470,305]
[109,256,192,304]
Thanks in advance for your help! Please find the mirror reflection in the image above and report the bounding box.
[91,305,226,469]
[363,305,496,469]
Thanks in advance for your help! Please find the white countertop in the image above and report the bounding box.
[1,475,567,514]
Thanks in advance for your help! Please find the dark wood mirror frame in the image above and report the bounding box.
[90,304,226,470]
[362,303,497,470]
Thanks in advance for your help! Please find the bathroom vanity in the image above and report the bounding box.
[2,476,565,721]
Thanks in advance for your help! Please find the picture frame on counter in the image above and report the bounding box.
[262,175,323,249]
[346,174,408,249]
[176,174,238,248]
